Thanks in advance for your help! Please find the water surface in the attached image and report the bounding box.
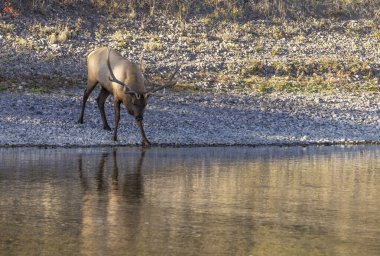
[1,146,380,255]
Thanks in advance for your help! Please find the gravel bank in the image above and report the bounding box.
[1,88,379,147]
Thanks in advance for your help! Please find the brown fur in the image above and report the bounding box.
[78,47,151,146]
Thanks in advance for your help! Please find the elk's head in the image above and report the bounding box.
[107,47,179,123]
[124,92,150,122]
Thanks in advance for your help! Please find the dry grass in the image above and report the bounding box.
[12,36,37,50]
[143,38,164,52]
[219,56,380,94]
[29,22,77,44]
[0,21,15,34]
[48,27,70,44]
[5,0,380,20]
[110,30,131,48]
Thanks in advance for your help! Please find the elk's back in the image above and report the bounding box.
[87,47,146,94]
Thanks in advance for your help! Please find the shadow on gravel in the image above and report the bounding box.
[0,90,379,146]
[0,46,87,84]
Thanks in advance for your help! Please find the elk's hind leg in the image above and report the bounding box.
[96,87,111,130]
[78,79,98,124]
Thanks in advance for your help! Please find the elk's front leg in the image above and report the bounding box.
[113,100,121,141]
[96,87,111,130]
[136,120,151,147]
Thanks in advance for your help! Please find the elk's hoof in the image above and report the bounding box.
[142,140,151,147]
[78,119,83,124]
[103,125,111,131]
[113,135,118,141]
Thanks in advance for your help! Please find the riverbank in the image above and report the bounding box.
[1,87,379,147]
[0,3,379,147]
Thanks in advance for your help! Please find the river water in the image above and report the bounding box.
[0,146,380,256]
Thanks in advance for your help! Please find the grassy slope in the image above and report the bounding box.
[6,0,380,20]
[0,0,379,94]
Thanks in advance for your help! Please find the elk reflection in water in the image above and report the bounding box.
[78,149,145,196]
[77,149,146,255]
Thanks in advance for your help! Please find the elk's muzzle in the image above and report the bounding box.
[135,115,143,122]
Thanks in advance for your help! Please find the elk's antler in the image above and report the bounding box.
[145,62,181,94]
[107,47,140,98]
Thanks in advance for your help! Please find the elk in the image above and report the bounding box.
[78,47,179,146]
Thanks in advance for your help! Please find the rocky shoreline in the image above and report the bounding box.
[1,86,379,147]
